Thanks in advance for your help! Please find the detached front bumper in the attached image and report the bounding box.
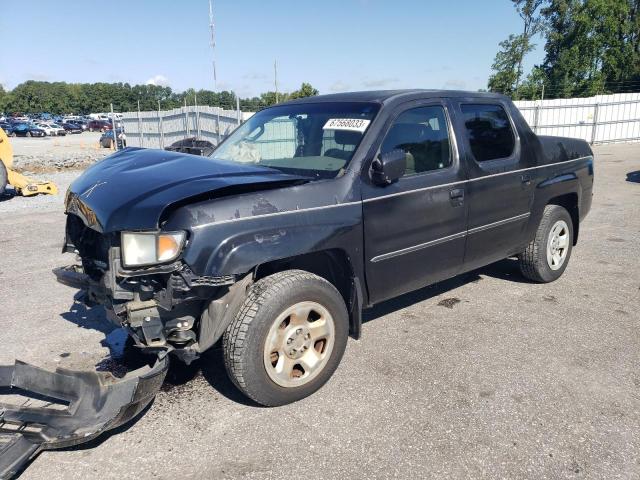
[0,354,168,479]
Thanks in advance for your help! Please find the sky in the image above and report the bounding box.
[1,0,545,98]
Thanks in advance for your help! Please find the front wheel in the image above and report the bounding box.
[223,270,349,406]
[519,204,573,283]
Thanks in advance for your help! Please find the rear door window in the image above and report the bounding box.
[460,104,515,162]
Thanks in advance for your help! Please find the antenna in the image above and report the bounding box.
[209,0,217,91]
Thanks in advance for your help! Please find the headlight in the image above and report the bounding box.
[121,231,186,267]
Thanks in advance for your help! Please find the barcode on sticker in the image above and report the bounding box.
[323,118,371,133]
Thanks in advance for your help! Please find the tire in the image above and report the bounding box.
[223,270,349,406]
[0,161,7,196]
[26,131,31,137]
[519,205,574,283]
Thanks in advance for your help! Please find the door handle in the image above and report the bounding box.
[449,188,464,206]
[521,174,531,185]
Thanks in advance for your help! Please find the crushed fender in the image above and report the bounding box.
[0,353,168,479]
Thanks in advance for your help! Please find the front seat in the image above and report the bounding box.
[380,123,427,175]
[324,130,362,161]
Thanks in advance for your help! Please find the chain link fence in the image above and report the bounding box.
[121,106,254,149]
[514,92,640,144]
[121,92,640,150]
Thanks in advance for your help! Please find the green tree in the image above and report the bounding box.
[541,0,638,97]
[289,82,319,100]
[488,0,544,96]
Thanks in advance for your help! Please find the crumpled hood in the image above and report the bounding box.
[67,148,306,232]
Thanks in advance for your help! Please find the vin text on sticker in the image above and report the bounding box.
[322,118,371,133]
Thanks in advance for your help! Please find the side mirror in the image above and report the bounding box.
[371,149,406,186]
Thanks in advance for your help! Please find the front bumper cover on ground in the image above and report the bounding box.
[0,354,168,479]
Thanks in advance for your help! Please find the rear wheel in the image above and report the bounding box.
[223,270,349,406]
[0,161,7,196]
[519,205,573,283]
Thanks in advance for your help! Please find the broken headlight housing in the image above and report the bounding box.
[121,231,186,267]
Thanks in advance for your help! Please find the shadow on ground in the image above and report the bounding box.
[626,170,640,183]
[54,258,535,411]
[364,257,530,323]
[0,188,17,202]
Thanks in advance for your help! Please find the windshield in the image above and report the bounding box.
[211,102,380,179]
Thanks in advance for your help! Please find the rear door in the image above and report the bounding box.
[450,101,535,271]
[362,100,468,304]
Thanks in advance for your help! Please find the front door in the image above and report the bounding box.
[362,102,468,304]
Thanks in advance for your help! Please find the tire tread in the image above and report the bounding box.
[223,270,339,404]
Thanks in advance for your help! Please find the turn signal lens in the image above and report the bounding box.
[157,233,185,262]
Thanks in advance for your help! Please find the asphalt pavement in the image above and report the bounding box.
[0,143,638,479]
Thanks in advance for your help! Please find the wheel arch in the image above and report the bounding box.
[547,192,579,245]
[255,249,364,339]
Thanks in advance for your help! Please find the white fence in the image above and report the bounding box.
[121,92,640,150]
[121,106,254,149]
[514,92,640,144]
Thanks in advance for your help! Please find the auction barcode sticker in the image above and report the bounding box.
[322,118,371,133]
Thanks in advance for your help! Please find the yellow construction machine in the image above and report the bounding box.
[0,127,58,196]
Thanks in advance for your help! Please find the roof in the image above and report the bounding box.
[280,89,509,106]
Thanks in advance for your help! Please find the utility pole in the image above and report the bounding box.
[541,82,545,102]
[274,59,279,104]
[209,0,221,144]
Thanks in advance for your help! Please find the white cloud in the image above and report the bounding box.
[146,74,170,87]
[329,81,350,92]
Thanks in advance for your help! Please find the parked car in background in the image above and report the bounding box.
[0,122,14,136]
[12,123,46,137]
[87,120,111,132]
[61,122,83,134]
[71,119,88,131]
[35,123,58,136]
[165,137,216,156]
[48,123,66,136]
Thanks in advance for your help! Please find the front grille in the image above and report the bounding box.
[66,214,114,280]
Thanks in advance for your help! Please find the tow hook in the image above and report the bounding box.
[0,352,169,479]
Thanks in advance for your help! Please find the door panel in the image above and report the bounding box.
[362,102,468,304]
[451,101,535,270]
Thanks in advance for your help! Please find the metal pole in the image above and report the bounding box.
[274,59,279,104]
[184,97,189,138]
[216,107,221,145]
[110,103,118,151]
[137,100,144,148]
[236,94,241,126]
[158,100,164,149]
[209,0,217,91]
[533,104,540,134]
[195,92,201,139]
[541,83,545,102]
[591,103,600,145]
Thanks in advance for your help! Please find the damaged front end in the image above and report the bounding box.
[58,212,249,365]
[0,354,168,479]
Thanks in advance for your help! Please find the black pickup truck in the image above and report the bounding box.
[60,90,594,407]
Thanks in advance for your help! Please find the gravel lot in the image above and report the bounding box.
[9,132,109,172]
[0,143,639,479]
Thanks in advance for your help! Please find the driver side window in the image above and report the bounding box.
[380,106,452,177]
